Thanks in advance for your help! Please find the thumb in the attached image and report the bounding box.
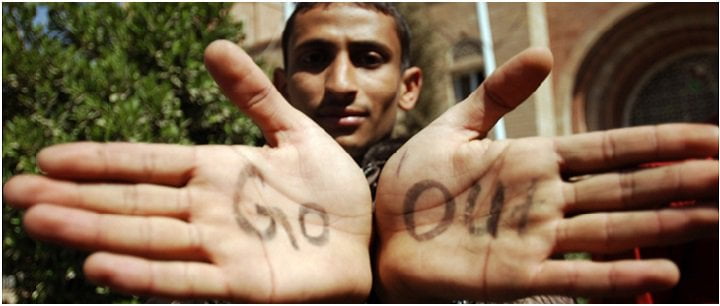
[204,40,309,146]
[456,47,553,136]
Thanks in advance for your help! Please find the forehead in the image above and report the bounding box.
[289,4,401,54]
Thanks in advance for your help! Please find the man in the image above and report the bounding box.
[274,3,421,162]
[3,3,717,303]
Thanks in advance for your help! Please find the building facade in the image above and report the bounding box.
[231,2,718,138]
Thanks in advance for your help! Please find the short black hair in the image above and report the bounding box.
[280,2,411,71]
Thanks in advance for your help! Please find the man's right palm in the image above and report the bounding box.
[3,41,373,302]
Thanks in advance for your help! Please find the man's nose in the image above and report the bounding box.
[325,54,358,96]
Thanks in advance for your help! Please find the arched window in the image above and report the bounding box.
[451,38,485,102]
[452,38,483,60]
[572,3,718,131]
[626,51,717,126]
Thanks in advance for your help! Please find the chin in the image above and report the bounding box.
[334,136,368,159]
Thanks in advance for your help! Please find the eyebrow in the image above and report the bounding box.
[292,39,394,59]
[293,39,336,55]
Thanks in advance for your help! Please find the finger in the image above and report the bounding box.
[204,40,309,146]
[565,160,718,213]
[532,259,679,297]
[24,204,205,261]
[555,207,718,254]
[4,175,190,217]
[34,142,196,186]
[84,252,235,300]
[452,47,553,135]
[556,124,718,175]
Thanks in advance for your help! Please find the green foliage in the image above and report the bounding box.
[2,3,261,302]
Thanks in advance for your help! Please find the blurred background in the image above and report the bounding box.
[2,2,718,303]
[235,2,718,138]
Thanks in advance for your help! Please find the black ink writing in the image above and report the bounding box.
[510,181,536,235]
[464,182,485,236]
[234,165,272,240]
[403,179,521,240]
[266,206,299,250]
[486,184,505,237]
[403,180,456,241]
[233,203,269,239]
[233,164,329,249]
[234,202,330,250]
[299,203,330,246]
[396,150,409,177]
[235,163,263,190]
[255,205,278,240]
[232,204,299,250]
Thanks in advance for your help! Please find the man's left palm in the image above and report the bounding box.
[375,48,718,302]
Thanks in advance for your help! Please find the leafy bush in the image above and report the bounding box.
[2,3,261,302]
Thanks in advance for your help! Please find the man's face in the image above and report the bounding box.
[279,4,413,158]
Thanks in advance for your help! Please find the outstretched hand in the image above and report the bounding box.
[374,48,718,302]
[3,40,373,302]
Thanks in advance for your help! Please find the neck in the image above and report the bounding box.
[350,135,402,167]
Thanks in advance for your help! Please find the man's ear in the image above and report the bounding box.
[273,68,288,98]
[398,66,422,111]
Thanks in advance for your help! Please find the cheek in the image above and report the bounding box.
[362,82,401,138]
[361,72,402,118]
[287,75,324,114]
[375,106,398,133]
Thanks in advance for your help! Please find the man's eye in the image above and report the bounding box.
[299,51,328,66]
[354,51,384,68]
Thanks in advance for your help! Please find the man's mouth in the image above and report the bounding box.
[315,107,369,128]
